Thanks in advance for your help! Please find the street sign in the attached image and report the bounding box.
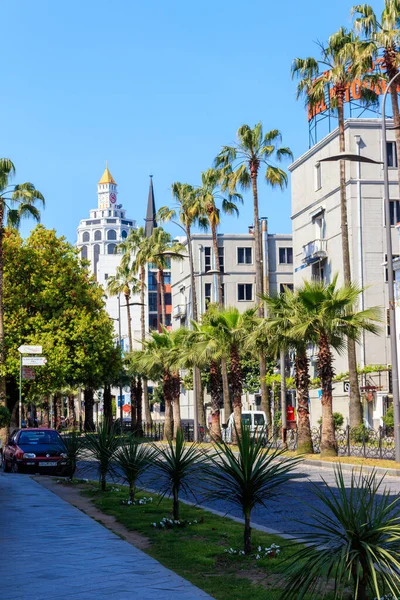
[18,345,42,354]
[343,381,350,394]
[22,367,35,380]
[22,356,47,366]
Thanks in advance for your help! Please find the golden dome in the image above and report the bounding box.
[98,161,116,185]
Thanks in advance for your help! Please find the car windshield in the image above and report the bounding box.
[241,414,252,426]
[254,414,265,426]
[18,431,61,445]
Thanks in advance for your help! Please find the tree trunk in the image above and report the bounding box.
[159,268,166,327]
[295,350,313,454]
[140,266,151,424]
[337,94,362,428]
[84,388,95,432]
[136,377,143,434]
[230,345,243,435]
[163,370,173,440]
[129,481,135,503]
[42,398,50,427]
[209,360,222,441]
[68,395,76,429]
[259,356,271,426]
[318,332,337,457]
[221,360,231,424]
[172,373,181,439]
[0,206,7,447]
[103,384,112,429]
[130,377,137,428]
[54,393,62,430]
[125,290,133,352]
[173,486,179,520]
[244,513,252,554]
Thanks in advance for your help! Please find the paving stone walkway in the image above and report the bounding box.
[0,473,213,600]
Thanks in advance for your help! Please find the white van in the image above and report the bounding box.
[223,410,267,443]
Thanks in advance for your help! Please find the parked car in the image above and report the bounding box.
[223,411,267,443]
[2,428,72,475]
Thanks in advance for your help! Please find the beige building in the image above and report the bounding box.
[171,225,293,420]
[290,118,397,427]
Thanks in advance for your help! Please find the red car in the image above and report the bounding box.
[2,428,71,475]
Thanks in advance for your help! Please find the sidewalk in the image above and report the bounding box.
[0,473,213,600]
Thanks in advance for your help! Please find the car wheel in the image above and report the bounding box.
[11,460,18,474]
[2,455,11,473]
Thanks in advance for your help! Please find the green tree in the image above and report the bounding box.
[107,263,140,354]
[293,276,380,457]
[0,159,44,443]
[292,28,377,428]
[215,125,292,421]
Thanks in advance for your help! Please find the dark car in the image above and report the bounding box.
[2,428,71,476]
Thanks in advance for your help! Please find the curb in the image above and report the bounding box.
[290,457,400,478]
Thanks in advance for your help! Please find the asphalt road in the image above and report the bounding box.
[74,459,400,536]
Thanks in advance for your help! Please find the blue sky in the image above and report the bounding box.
[2,0,382,243]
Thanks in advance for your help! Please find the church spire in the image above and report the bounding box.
[99,161,116,185]
[145,175,157,237]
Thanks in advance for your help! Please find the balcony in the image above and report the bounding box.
[173,304,187,319]
[302,239,327,264]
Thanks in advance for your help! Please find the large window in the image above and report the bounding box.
[387,141,398,168]
[82,231,90,242]
[148,293,158,312]
[384,253,400,282]
[162,293,172,306]
[107,229,117,241]
[81,245,88,260]
[94,230,102,241]
[237,247,252,264]
[121,230,128,239]
[238,283,253,301]
[279,247,293,264]
[218,247,224,273]
[204,247,211,272]
[148,273,158,291]
[389,200,400,226]
[280,283,294,294]
[164,273,171,285]
[107,243,116,255]
[148,315,158,330]
[205,283,211,307]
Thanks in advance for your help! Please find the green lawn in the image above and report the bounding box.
[80,484,334,600]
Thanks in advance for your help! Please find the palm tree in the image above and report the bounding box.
[292,28,377,429]
[85,421,121,491]
[215,125,292,421]
[147,227,185,327]
[114,436,156,502]
[119,227,152,424]
[257,290,314,455]
[0,159,44,444]
[281,466,400,600]
[293,276,380,457]
[107,263,140,353]
[158,182,208,428]
[353,1,400,188]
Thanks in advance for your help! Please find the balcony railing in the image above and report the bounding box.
[173,304,186,319]
[302,238,327,263]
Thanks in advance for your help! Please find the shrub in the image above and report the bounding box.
[114,435,156,502]
[318,411,344,431]
[0,405,11,428]
[61,431,83,477]
[383,406,394,429]
[351,423,371,444]
[85,422,121,491]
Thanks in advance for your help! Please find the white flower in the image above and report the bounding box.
[255,554,261,560]
[239,551,245,556]
[258,546,262,552]
[152,523,157,527]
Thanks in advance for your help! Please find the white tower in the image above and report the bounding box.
[98,161,118,210]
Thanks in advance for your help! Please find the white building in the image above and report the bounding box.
[171,225,293,421]
[290,119,397,427]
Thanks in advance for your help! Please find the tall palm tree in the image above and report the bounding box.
[353,1,400,186]
[120,227,152,423]
[292,28,377,429]
[293,276,380,457]
[215,125,292,421]
[158,182,208,428]
[146,227,185,327]
[0,159,44,444]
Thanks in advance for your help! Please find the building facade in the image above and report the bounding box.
[171,226,293,421]
[290,118,397,427]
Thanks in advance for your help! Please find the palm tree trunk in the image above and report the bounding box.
[244,512,252,554]
[103,384,112,428]
[295,350,313,454]
[173,485,179,520]
[318,332,337,457]
[163,370,173,440]
[43,398,50,427]
[54,393,62,430]
[172,373,181,439]
[140,266,151,424]
[230,344,243,434]
[159,268,166,327]
[0,205,7,447]
[136,377,143,434]
[130,377,137,429]
[68,395,76,429]
[338,95,362,428]
[84,388,95,432]
[209,360,222,441]
[129,481,135,503]
[260,360,271,425]
[125,292,133,352]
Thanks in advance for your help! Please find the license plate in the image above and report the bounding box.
[39,461,57,467]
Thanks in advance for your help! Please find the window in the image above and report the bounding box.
[280,283,294,294]
[94,230,102,241]
[121,230,128,239]
[279,247,293,264]
[107,243,116,255]
[205,283,211,307]
[165,314,172,327]
[107,229,117,240]
[221,283,225,306]
[389,200,400,226]
[204,247,211,272]
[82,231,90,242]
[254,414,265,426]
[387,309,391,336]
[149,315,158,330]
[387,141,398,168]
[148,293,158,312]
[162,293,172,306]
[237,247,252,264]
[164,273,171,285]
[148,273,158,291]
[315,162,322,190]
[81,245,88,260]
[218,247,224,273]
[104,273,108,281]
[93,244,100,276]
[384,254,399,282]
[238,283,253,301]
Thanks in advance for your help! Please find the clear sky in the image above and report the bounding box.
[2,0,382,243]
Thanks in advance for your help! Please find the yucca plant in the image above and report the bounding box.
[152,428,206,519]
[204,425,301,554]
[85,422,121,491]
[280,466,400,600]
[114,435,156,502]
[61,431,83,478]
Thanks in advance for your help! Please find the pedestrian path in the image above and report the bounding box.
[0,473,213,600]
